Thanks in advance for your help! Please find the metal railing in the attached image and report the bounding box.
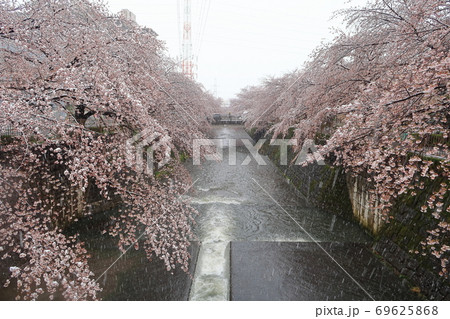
[0,125,18,137]
[210,114,244,125]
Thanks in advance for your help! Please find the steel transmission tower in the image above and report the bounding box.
[181,0,195,79]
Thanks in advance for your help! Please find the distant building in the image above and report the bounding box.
[119,9,136,23]
[115,9,158,37]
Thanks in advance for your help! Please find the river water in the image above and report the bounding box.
[185,126,374,301]
[0,125,418,301]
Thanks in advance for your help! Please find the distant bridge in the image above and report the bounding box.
[210,114,244,125]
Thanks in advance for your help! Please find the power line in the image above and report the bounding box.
[195,0,211,59]
[177,0,182,60]
[193,0,205,51]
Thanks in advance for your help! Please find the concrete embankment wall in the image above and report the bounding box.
[247,128,449,300]
[346,175,384,234]
[249,128,355,220]
[347,173,449,300]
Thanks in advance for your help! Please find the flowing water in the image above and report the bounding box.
[0,125,417,301]
[185,126,371,301]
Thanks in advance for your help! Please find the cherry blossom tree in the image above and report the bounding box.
[236,0,449,277]
[0,0,218,300]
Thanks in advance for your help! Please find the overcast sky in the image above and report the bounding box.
[105,0,368,101]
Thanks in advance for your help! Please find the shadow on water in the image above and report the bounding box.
[0,208,199,301]
[230,242,421,301]
[63,210,199,301]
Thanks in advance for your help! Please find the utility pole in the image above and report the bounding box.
[181,0,195,79]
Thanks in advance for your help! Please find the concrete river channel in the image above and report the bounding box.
[184,126,417,301]
[0,126,420,301]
